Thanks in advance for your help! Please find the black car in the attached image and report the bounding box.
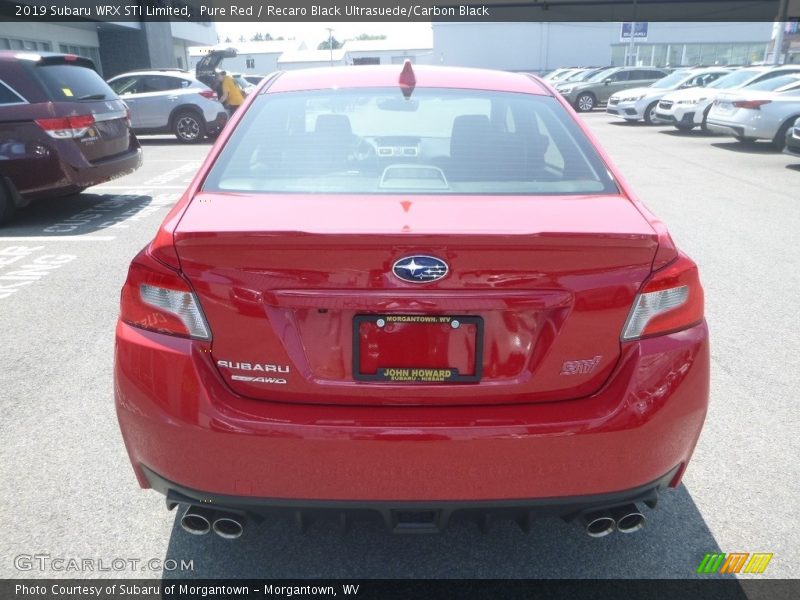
[0,51,142,224]
[784,116,800,158]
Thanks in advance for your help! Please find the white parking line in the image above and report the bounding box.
[0,236,116,242]
[92,185,188,190]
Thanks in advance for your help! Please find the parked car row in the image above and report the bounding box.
[0,46,252,224]
[0,51,142,224]
[590,64,800,154]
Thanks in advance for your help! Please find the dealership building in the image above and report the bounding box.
[432,22,779,73]
[0,20,217,76]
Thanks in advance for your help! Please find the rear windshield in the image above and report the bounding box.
[30,64,115,101]
[203,88,618,195]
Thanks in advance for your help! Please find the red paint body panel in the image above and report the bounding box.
[173,194,658,405]
[115,321,708,501]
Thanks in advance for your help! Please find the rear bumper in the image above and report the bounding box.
[147,464,680,532]
[206,111,228,134]
[13,133,142,200]
[115,321,709,504]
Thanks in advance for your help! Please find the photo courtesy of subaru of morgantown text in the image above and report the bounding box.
[2,0,800,592]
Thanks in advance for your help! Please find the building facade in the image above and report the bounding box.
[433,22,775,73]
[0,20,217,77]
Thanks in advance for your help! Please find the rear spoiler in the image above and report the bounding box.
[37,54,98,72]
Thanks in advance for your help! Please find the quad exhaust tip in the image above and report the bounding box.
[583,511,616,538]
[582,504,646,537]
[180,506,214,536]
[612,504,646,534]
[212,515,245,540]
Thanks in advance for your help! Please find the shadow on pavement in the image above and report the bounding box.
[0,192,156,237]
[137,136,216,146]
[710,141,780,154]
[161,484,730,579]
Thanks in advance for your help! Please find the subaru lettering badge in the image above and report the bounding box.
[392,255,448,283]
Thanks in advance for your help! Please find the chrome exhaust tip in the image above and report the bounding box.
[611,504,646,534]
[212,515,245,540]
[582,511,616,538]
[180,505,214,536]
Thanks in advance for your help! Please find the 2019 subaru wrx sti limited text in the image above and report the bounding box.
[114,63,709,538]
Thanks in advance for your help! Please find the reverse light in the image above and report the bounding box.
[621,254,704,341]
[732,99,771,110]
[35,114,95,138]
[120,249,211,340]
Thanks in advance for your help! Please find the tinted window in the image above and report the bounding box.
[0,80,25,104]
[746,75,800,91]
[109,76,141,95]
[30,63,115,101]
[708,69,762,89]
[203,88,618,195]
[140,75,183,92]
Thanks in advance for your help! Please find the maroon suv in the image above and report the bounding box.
[0,51,142,224]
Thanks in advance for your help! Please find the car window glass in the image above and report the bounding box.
[612,71,630,82]
[140,75,183,93]
[587,68,616,82]
[109,76,141,95]
[747,75,800,91]
[708,69,760,89]
[0,80,25,104]
[203,88,618,196]
[30,63,115,101]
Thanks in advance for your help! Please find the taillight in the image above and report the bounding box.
[621,253,704,341]
[120,248,211,340]
[732,99,771,110]
[35,114,95,138]
[199,89,217,100]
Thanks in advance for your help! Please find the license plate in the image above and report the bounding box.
[353,314,483,383]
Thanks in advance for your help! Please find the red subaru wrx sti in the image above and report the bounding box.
[114,63,708,538]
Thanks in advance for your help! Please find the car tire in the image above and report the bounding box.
[643,102,659,125]
[772,120,795,151]
[675,123,695,132]
[0,178,18,226]
[172,110,206,144]
[700,106,712,132]
[574,93,596,113]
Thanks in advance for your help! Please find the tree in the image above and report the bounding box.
[318,37,343,50]
[238,35,246,43]
[223,37,231,43]
[250,33,274,42]
[354,33,387,41]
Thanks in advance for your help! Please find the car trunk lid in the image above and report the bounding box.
[174,193,658,406]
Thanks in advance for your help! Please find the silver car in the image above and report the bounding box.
[706,74,800,149]
[107,69,228,143]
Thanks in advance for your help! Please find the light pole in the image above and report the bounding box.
[772,0,789,65]
[326,27,334,66]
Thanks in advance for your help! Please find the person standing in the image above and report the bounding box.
[216,70,245,116]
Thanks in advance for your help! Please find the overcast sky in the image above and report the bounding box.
[213,22,433,47]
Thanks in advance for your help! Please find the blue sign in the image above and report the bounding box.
[621,22,649,41]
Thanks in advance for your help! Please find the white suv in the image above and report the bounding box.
[107,69,228,143]
[656,66,800,132]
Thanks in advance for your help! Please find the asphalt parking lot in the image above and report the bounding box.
[1,117,799,580]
